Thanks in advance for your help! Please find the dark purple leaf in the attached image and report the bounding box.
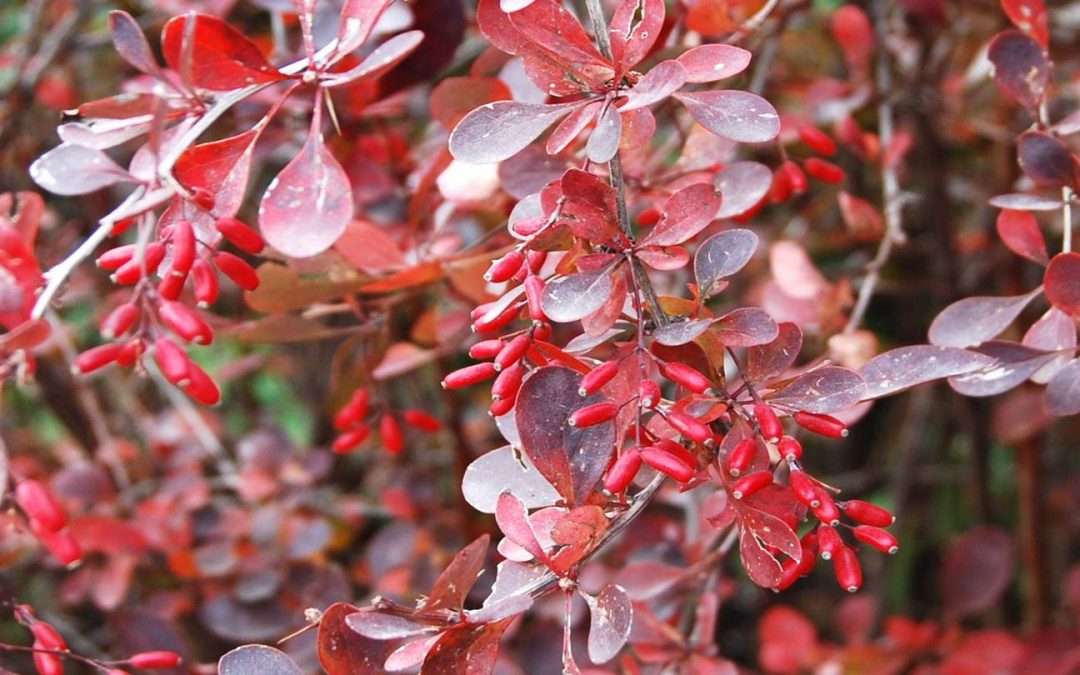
[323,31,425,88]
[1017,131,1079,189]
[586,104,622,163]
[714,162,772,218]
[219,645,304,675]
[1046,359,1080,416]
[450,101,580,164]
[988,30,1049,109]
[421,621,508,674]
[747,322,802,382]
[948,341,1058,397]
[714,307,778,347]
[694,228,759,298]
[640,182,722,246]
[766,366,866,414]
[514,367,616,505]
[1045,251,1080,317]
[462,446,561,513]
[259,123,353,258]
[620,60,687,111]
[542,269,615,324]
[30,143,132,196]
[108,11,159,74]
[677,44,752,83]
[927,289,1042,348]
[584,585,632,664]
[988,193,1062,211]
[996,209,1048,264]
[652,318,713,346]
[423,535,490,613]
[318,603,395,675]
[674,90,780,143]
[859,346,997,399]
[941,527,1015,620]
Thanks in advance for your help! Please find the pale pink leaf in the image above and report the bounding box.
[640,182,722,246]
[714,307,778,347]
[1046,359,1080,415]
[674,90,780,143]
[542,269,615,324]
[462,446,562,513]
[586,104,622,164]
[714,162,772,218]
[927,289,1042,348]
[30,143,132,196]
[619,60,687,111]
[584,585,633,664]
[218,645,304,675]
[677,44,751,83]
[323,31,424,88]
[449,101,580,164]
[859,346,996,399]
[694,229,758,298]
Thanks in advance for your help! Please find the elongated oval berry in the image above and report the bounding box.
[485,250,525,283]
[442,362,498,389]
[116,339,144,367]
[811,489,841,526]
[580,360,620,396]
[789,470,820,508]
[469,339,504,360]
[30,622,66,651]
[638,207,661,226]
[852,525,899,554]
[128,651,182,669]
[191,259,219,307]
[183,361,221,406]
[804,157,845,184]
[524,276,547,322]
[794,411,848,438]
[158,301,213,345]
[641,444,695,482]
[169,220,196,276]
[526,250,547,274]
[817,525,843,560]
[153,338,189,385]
[334,390,370,430]
[833,545,862,592]
[381,414,403,455]
[495,334,531,371]
[754,401,783,442]
[796,530,819,574]
[41,530,82,567]
[472,301,521,333]
[15,481,67,533]
[333,425,371,453]
[156,272,186,301]
[72,343,123,375]
[639,379,661,409]
[491,362,524,402]
[778,436,803,461]
[569,402,619,428]
[798,125,837,156]
[780,160,808,194]
[726,437,757,477]
[532,322,552,341]
[841,500,895,527]
[775,557,803,591]
[215,216,264,254]
[110,217,135,237]
[111,243,166,284]
[666,411,712,445]
[96,244,136,270]
[661,362,712,395]
[489,397,515,417]
[770,167,792,204]
[214,251,259,290]
[33,645,63,675]
[402,409,440,432]
[604,450,642,493]
[732,470,773,499]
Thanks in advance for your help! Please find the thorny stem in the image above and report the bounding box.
[844,1,906,334]
[1062,187,1073,253]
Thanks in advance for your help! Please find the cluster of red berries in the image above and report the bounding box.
[331,388,442,455]
[14,479,80,567]
[71,213,265,406]
[14,603,181,674]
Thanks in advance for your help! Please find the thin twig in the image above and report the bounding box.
[844,1,906,334]
[1061,186,1073,253]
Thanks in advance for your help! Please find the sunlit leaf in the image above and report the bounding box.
[860,346,996,399]
[219,645,304,675]
[675,90,780,143]
[766,366,866,413]
[162,14,287,91]
[1044,252,1080,316]
[640,183,722,247]
[450,101,580,164]
[948,341,1058,397]
[714,307,778,347]
[652,318,713,346]
[462,446,562,513]
[1046,358,1080,415]
[677,44,751,83]
[586,104,622,163]
[542,269,615,324]
[694,229,758,299]
[30,143,132,196]
[996,209,1048,264]
[584,585,632,664]
[714,162,772,218]
[927,289,1042,348]
[619,60,687,111]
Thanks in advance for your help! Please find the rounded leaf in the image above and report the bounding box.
[218,645,304,675]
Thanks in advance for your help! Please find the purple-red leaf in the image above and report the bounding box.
[941,528,1015,620]
[219,645,304,675]
[641,183,722,247]
[586,104,622,163]
[1017,131,1079,189]
[738,506,801,588]
[948,341,1058,397]
[421,621,509,674]
[542,269,616,324]
[746,322,802,382]
[610,0,664,71]
[927,289,1042,348]
[652,318,713,346]
[495,492,547,562]
[323,31,425,88]
[318,603,393,675]
[674,90,781,143]
[174,128,260,218]
[346,612,438,641]
[1046,359,1080,416]
[161,14,287,91]
[714,162,772,218]
[766,366,866,414]
[108,11,159,74]
[584,585,633,664]
[450,101,580,164]
[1044,252,1080,317]
[336,0,395,59]
[259,123,353,258]
[514,367,616,505]
[423,535,490,613]
[714,307,778,347]
[988,30,1049,110]
[677,44,752,83]
[694,229,759,298]
[996,209,1048,264]
[620,60,687,111]
[859,346,996,399]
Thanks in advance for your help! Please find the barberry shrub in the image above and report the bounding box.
[0,0,1077,673]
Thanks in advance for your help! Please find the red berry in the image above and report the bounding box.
[182,361,221,406]
[111,243,166,284]
[332,425,371,453]
[128,650,182,669]
[604,450,642,493]
[215,216,264,254]
[110,217,135,237]
[833,545,863,592]
[214,251,259,290]
[638,207,661,226]
[158,301,213,345]
[817,525,843,560]
[402,409,441,432]
[96,244,136,270]
[524,276,547,322]
[116,339,145,367]
[380,414,403,455]
[190,187,215,211]
[726,437,757,477]
[769,167,792,203]
[780,160,808,194]
[640,444,695,482]
[495,334,531,370]
[154,338,190,386]
[732,470,773,500]
[852,525,899,554]
[526,250,547,274]
[639,379,661,409]
[169,220,196,276]
[485,250,525,283]
[811,489,841,525]
[156,272,186,301]
[794,411,848,438]
[754,401,783,442]
[468,339,504,360]
[491,362,524,402]
[579,360,620,396]
[789,470,820,508]
[30,622,67,651]
[72,343,123,375]
[489,397,515,417]
[569,402,619,428]
[778,436,803,461]
[798,125,837,156]
[191,259,219,307]
[841,500,895,527]
[14,481,67,533]
[32,644,64,675]
[41,531,82,567]
[666,411,712,445]
[472,301,521,333]
[660,362,713,395]
[804,157,846,184]
[442,362,498,389]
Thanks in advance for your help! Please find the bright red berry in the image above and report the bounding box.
[402,409,441,432]
[666,411,712,445]
[100,303,139,339]
[333,425,371,453]
[579,360,620,396]
[817,525,843,560]
[468,339,505,360]
[491,362,524,402]
[639,379,661,408]
[798,125,837,156]
[754,401,783,442]
[852,525,899,554]
[128,650,182,669]
[661,362,712,395]
[726,437,757,477]
[495,334,531,371]
[380,414,403,455]
[72,343,123,375]
[524,276,547,322]
[15,481,67,533]
[191,259,219,307]
[804,157,846,184]
[569,402,619,428]
[794,411,848,438]
[841,500,895,527]
[215,216,265,254]
[778,436,803,461]
[833,545,863,592]
[604,450,642,493]
[214,251,259,291]
[732,470,773,500]
[485,250,525,283]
